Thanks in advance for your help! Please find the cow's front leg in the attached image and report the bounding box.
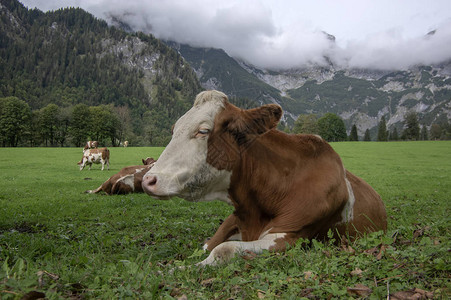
[197,232,295,266]
[203,214,240,251]
[101,161,105,171]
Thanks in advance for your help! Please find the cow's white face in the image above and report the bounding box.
[142,91,232,203]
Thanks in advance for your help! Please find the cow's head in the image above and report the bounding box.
[142,157,157,165]
[142,90,282,203]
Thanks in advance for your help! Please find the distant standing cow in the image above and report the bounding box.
[83,141,99,152]
[86,158,156,195]
[78,147,110,171]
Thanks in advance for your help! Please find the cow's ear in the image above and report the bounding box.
[222,104,282,146]
[244,104,283,134]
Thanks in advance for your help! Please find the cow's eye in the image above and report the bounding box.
[196,128,210,138]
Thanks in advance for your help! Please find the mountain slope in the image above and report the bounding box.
[170,42,451,136]
[0,0,202,145]
[168,43,282,103]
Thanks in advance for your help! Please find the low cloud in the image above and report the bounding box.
[22,0,451,70]
[340,20,451,70]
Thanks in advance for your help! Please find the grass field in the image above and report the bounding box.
[0,142,450,299]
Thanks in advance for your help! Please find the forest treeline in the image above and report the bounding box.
[0,0,203,146]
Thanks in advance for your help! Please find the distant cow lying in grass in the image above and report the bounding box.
[142,90,387,266]
[78,147,110,171]
[86,158,156,195]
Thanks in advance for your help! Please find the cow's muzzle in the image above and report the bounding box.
[142,175,171,199]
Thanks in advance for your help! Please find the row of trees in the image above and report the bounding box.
[375,112,451,141]
[293,111,451,142]
[3,95,451,147]
[0,96,127,147]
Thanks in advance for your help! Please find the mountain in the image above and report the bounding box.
[169,42,451,137]
[2,0,450,144]
[0,0,202,145]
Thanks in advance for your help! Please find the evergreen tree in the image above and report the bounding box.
[403,111,420,140]
[349,124,358,141]
[389,127,399,141]
[377,116,388,141]
[317,113,347,142]
[363,129,371,141]
[420,125,428,140]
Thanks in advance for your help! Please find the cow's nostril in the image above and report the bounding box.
[147,175,157,186]
[143,175,157,190]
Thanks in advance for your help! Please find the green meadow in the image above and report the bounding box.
[0,142,450,299]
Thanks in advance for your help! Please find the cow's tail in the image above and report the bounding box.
[85,185,103,194]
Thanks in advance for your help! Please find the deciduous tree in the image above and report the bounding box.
[293,114,319,134]
[429,124,442,140]
[317,113,347,142]
[0,97,31,147]
[39,103,59,146]
[70,104,91,147]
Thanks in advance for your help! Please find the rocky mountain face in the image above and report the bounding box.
[171,43,451,136]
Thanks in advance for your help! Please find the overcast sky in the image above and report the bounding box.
[20,0,451,70]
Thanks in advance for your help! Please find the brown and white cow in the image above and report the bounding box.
[86,158,156,195]
[142,157,157,165]
[78,147,110,171]
[142,90,387,266]
[83,140,99,152]
[123,141,129,148]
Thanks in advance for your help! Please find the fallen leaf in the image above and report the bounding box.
[376,244,387,260]
[299,288,314,298]
[347,284,372,297]
[322,250,331,258]
[241,250,257,260]
[303,271,314,280]
[364,243,387,260]
[257,290,266,299]
[390,287,434,299]
[20,291,46,300]
[414,288,433,298]
[413,229,424,239]
[350,268,364,277]
[37,270,60,287]
[200,278,215,287]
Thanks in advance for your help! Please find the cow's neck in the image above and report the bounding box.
[228,131,287,240]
